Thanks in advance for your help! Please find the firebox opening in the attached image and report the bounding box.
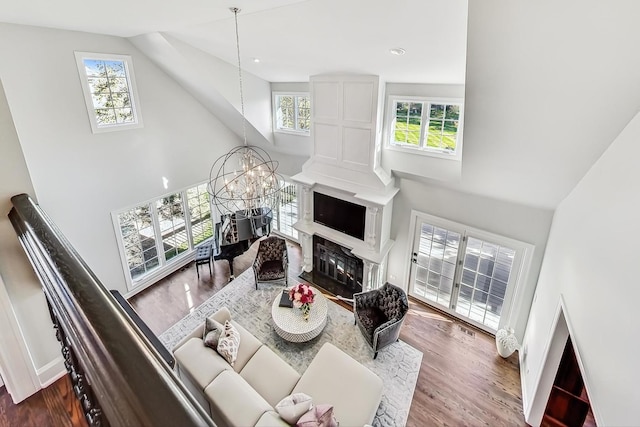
[299,235,364,299]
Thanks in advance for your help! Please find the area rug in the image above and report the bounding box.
[159,268,423,427]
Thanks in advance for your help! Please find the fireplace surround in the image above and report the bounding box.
[292,74,399,292]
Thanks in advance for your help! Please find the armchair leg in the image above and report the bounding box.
[374,351,378,360]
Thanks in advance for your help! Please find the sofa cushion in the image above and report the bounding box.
[255,411,289,427]
[173,337,232,390]
[241,346,301,407]
[296,404,338,427]
[274,393,312,424]
[217,320,241,366]
[211,308,263,372]
[228,321,262,372]
[204,370,273,427]
[292,343,383,427]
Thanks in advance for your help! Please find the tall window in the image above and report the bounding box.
[408,212,532,333]
[187,184,213,246]
[118,204,158,281]
[389,97,462,157]
[156,193,187,261]
[272,180,298,240]
[114,183,213,289]
[75,52,143,133]
[273,93,310,134]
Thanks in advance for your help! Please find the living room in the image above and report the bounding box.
[1,1,639,426]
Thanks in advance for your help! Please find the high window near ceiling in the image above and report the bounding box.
[113,183,213,290]
[388,96,463,160]
[74,52,143,133]
[407,211,533,334]
[273,92,310,135]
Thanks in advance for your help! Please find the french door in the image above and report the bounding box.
[409,213,530,334]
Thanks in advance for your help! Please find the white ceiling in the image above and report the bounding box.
[0,0,468,84]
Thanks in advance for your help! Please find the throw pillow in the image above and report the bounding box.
[296,404,338,427]
[217,320,241,366]
[275,393,313,424]
[202,317,223,350]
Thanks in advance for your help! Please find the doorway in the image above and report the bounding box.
[407,212,532,334]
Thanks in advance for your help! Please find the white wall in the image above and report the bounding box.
[0,23,241,299]
[0,21,261,401]
[387,178,553,339]
[0,79,60,402]
[463,0,640,209]
[521,111,640,425]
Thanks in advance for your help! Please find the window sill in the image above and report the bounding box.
[386,144,461,161]
[274,129,310,137]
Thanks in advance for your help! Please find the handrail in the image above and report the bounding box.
[8,194,215,427]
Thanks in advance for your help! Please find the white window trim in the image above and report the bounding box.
[385,95,464,161]
[272,91,310,136]
[75,51,144,134]
[112,181,212,293]
[404,210,534,334]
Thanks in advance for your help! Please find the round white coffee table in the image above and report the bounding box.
[271,286,328,343]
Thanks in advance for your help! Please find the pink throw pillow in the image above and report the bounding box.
[295,404,338,427]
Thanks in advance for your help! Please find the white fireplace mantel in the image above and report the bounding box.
[292,74,399,291]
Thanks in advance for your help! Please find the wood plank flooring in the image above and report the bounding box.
[0,238,527,426]
[0,376,86,427]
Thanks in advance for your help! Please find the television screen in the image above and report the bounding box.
[313,192,366,240]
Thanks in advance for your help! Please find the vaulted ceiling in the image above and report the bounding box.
[0,0,468,84]
[2,0,640,210]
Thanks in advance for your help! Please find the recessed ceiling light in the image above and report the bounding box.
[252,57,260,63]
[389,48,406,56]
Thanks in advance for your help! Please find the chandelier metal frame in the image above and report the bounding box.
[208,7,285,221]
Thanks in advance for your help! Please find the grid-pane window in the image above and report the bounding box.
[390,98,462,156]
[117,204,159,280]
[115,182,218,288]
[187,184,213,246]
[456,237,515,331]
[412,223,460,307]
[273,181,298,239]
[274,93,310,134]
[156,193,187,261]
[408,214,530,334]
[75,52,142,133]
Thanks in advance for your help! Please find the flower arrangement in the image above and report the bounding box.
[289,283,315,320]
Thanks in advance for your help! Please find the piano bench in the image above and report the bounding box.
[195,244,213,279]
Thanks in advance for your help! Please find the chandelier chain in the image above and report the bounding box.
[232,7,247,146]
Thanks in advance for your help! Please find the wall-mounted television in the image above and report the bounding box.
[313,192,366,240]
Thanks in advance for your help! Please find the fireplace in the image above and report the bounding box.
[300,236,364,299]
[292,74,400,292]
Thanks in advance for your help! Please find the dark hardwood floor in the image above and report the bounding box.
[0,239,527,426]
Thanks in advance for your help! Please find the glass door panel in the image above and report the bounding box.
[409,216,522,333]
[409,222,460,311]
[454,237,516,331]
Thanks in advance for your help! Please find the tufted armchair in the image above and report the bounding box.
[253,236,288,289]
[354,283,409,359]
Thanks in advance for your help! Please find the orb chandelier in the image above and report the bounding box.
[208,7,284,221]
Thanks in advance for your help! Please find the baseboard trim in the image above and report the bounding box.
[36,357,66,388]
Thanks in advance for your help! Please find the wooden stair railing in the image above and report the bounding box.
[8,193,215,427]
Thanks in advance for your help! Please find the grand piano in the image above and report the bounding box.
[213,207,273,278]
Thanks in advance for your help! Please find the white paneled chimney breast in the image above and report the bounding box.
[293,74,399,291]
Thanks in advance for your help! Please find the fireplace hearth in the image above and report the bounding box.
[299,236,363,299]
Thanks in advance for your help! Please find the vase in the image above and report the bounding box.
[300,303,311,321]
[495,327,518,358]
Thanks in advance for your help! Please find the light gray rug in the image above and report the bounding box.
[159,268,423,427]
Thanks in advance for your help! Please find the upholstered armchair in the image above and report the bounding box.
[253,236,288,289]
[354,283,409,359]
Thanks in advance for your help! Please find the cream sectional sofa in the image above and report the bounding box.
[172,307,383,427]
